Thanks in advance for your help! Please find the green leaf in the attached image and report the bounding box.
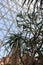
[17,13,23,19]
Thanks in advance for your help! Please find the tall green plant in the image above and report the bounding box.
[4,0,43,65]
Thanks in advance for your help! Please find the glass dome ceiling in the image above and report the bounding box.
[0,0,24,58]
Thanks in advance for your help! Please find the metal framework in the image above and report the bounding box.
[0,0,23,58]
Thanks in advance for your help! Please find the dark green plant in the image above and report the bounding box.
[3,0,43,65]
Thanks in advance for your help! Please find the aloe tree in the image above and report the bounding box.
[4,12,43,65]
[16,11,43,65]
